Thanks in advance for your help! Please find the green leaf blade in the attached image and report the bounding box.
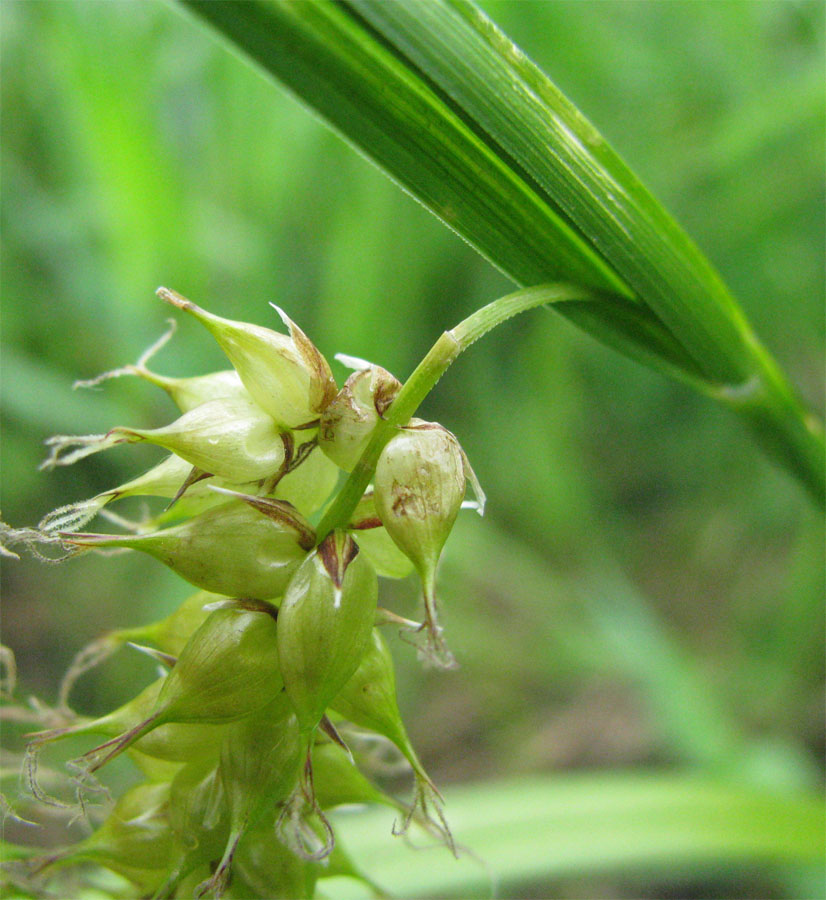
[180,0,627,296]
[329,773,825,898]
[347,0,756,381]
[176,0,824,503]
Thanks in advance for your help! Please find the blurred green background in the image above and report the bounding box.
[1,2,823,898]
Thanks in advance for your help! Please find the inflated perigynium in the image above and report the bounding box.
[332,630,423,777]
[332,628,456,852]
[37,453,206,534]
[374,421,466,667]
[167,755,226,862]
[276,529,378,854]
[230,808,321,900]
[278,531,378,735]
[4,292,479,899]
[26,675,227,778]
[197,693,303,897]
[60,499,313,598]
[153,758,227,898]
[42,394,291,483]
[319,363,401,471]
[66,604,283,776]
[158,287,336,428]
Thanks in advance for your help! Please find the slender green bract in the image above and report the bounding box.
[178,0,823,504]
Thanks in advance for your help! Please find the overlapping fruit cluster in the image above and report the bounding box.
[2,288,484,898]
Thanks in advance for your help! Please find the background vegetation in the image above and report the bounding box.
[2,2,823,898]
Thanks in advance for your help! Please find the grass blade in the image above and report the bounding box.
[176,0,824,503]
[330,773,825,898]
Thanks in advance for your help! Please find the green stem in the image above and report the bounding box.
[315,283,601,541]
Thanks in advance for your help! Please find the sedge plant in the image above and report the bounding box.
[1,3,823,899]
